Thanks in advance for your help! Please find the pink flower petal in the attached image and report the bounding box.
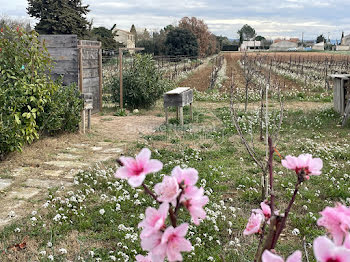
[144,159,163,174]
[136,148,151,166]
[115,166,131,179]
[128,174,146,187]
[262,250,284,262]
[313,236,335,261]
[174,223,189,237]
[286,250,302,262]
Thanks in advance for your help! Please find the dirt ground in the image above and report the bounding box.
[178,64,213,91]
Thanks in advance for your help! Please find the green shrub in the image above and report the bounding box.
[38,83,83,135]
[109,54,174,109]
[0,26,57,157]
[0,26,82,158]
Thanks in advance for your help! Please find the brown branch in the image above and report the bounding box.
[169,207,177,227]
[142,183,160,203]
[268,137,275,215]
[271,181,301,249]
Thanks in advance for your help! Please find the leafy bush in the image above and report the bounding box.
[38,83,83,135]
[0,26,56,157]
[0,26,82,158]
[109,54,174,109]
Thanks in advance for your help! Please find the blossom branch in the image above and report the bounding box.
[142,183,160,203]
[271,180,301,249]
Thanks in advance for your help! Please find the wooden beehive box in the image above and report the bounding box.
[330,74,350,115]
[163,87,193,107]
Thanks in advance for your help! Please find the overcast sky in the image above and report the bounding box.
[2,0,350,40]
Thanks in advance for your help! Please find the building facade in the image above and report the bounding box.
[112,28,136,49]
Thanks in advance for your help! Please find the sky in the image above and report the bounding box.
[1,0,350,41]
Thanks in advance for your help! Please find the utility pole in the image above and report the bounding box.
[302,32,304,46]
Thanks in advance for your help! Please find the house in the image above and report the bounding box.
[312,42,325,51]
[112,28,136,49]
[240,40,262,51]
[269,40,298,51]
[336,33,350,51]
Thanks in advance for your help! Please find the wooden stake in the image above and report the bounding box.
[98,46,103,111]
[119,49,123,109]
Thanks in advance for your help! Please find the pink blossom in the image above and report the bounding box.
[154,176,180,205]
[344,234,350,249]
[262,250,302,262]
[141,230,163,253]
[138,203,169,238]
[260,202,271,219]
[317,204,350,245]
[115,148,163,187]
[313,236,350,262]
[181,186,209,225]
[152,223,192,262]
[282,154,323,176]
[135,254,152,262]
[171,166,198,187]
[243,212,264,235]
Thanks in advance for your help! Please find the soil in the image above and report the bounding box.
[178,64,213,91]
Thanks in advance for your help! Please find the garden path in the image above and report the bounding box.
[0,113,164,229]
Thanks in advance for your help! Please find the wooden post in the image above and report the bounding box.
[179,106,184,126]
[79,41,83,93]
[87,109,91,130]
[98,45,103,111]
[119,48,123,110]
[82,109,86,134]
[79,41,84,133]
[190,103,193,121]
[165,107,168,124]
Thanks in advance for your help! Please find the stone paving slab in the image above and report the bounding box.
[44,160,88,169]
[0,179,13,191]
[43,170,64,177]
[12,167,34,177]
[6,187,41,200]
[57,153,80,160]
[101,148,123,154]
[91,146,103,151]
[94,154,115,162]
[25,178,72,189]
[0,200,26,227]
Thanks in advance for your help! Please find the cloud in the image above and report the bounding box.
[1,0,349,40]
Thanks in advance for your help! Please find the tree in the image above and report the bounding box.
[91,27,117,50]
[137,39,155,54]
[165,28,198,57]
[179,17,213,57]
[316,34,326,43]
[216,35,231,50]
[130,24,137,43]
[238,24,256,43]
[0,15,32,32]
[255,35,266,41]
[27,0,90,37]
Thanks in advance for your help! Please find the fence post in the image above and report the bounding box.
[98,45,103,111]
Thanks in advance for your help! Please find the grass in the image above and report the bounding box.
[1,99,348,261]
[1,56,350,261]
